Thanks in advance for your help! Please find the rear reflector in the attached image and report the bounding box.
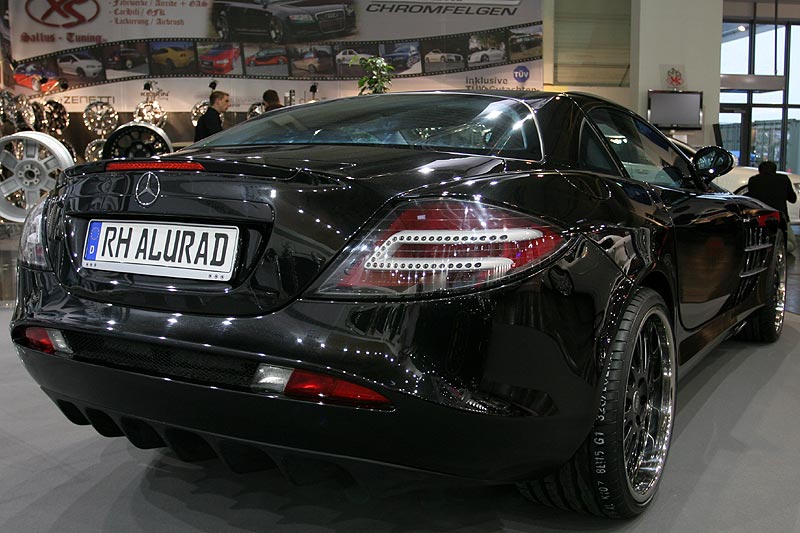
[252,364,392,409]
[105,161,205,171]
[21,327,72,356]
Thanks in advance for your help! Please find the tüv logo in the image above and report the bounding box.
[513,66,530,83]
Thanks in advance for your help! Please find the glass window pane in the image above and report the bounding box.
[754,24,785,75]
[721,22,750,74]
[785,109,800,173]
[719,112,743,164]
[753,90,784,105]
[788,26,800,103]
[721,92,748,104]
[751,107,783,166]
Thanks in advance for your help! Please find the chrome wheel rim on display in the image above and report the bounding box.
[134,100,167,128]
[191,100,209,127]
[30,101,49,132]
[0,131,75,222]
[0,90,16,125]
[15,96,36,131]
[84,139,106,162]
[102,122,173,160]
[247,102,264,119]
[44,100,70,136]
[83,102,119,137]
[623,307,675,503]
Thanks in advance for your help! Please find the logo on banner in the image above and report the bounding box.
[25,0,100,28]
[513,66,530,84]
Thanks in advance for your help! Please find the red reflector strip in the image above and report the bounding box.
[756,212,780,226]
[24,327,56,354]
[105,161,205,171]
[285,369,392,408]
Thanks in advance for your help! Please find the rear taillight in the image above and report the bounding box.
[252,364,392,410]
[18,327,72,356]
[105,161,205,171]
[315,199,566,297]
[19,198,49,269]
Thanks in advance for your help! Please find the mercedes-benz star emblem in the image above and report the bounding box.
[135,172,161,207]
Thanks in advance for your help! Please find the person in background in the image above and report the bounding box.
[747,160,798,254]
[262,89,284,112]
[194,90,230,142]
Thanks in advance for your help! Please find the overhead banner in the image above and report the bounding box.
[2,0,543,111]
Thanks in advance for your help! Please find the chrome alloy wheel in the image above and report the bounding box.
[772,239,787,335]
[623,307,675,503]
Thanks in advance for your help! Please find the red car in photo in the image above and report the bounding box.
[13,63,59,92]
[199,44,241,74]
[246,48,288,66]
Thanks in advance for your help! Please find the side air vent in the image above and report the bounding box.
[732,224,773,305]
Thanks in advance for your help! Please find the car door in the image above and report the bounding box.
[588,106,748,331]
[229,0,265,35]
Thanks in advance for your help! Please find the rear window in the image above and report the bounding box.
[193,93,544,159]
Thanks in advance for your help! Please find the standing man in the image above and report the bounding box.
[747,160,798,253]
[262,89,284,112]
[194,90,230,142]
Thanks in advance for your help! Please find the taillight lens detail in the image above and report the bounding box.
[252,364,392,410]
[316,199,566,296]
[19,198,49,268]
[105,161,205,171]
[19,327,72,356]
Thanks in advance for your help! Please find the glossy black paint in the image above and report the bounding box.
[11,91,783,481]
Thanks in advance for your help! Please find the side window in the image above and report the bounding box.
[578,118,617,173]
[588,108,694,188]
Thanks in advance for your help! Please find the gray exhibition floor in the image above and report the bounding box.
[1,308,799,532]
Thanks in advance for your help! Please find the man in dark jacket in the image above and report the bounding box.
[194,90,230,142]
[262,89,284,112]
[748,160,797,253]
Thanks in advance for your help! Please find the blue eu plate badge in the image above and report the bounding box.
[85,221,102,261]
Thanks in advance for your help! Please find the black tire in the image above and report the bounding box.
[739,229,786,342]
[125,58,134,69]
[269,18,287,44]
[76,68,85,77]
[481,54,489,62]
[166,59,175,70]
[518,288,676,518]
[216,12,230,40]
[307,64,317,74]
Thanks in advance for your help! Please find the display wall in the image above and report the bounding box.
[1,0,544,112]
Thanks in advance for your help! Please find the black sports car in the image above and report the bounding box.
[11,91,787,518]
[212,0,356,43]
[106,47,146,70]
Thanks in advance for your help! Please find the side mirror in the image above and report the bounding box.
[692,146,735,182]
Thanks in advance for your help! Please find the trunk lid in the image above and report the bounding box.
[48,146,510,315]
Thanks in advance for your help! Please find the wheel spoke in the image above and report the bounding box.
[41,154,60,172]
[41,177,56,190]
[0,176,23,196]
[24,188,41,209]
[23,139,37,159]
[0,149,19,172]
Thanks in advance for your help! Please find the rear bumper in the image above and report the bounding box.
[17,343,590,481]
[12,238,623,480]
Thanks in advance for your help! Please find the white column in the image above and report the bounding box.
[631,0,723,144]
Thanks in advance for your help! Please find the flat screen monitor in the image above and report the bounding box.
[647,90,703,130]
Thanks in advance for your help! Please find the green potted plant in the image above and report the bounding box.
[351,56,394,94]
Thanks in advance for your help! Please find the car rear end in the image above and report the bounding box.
[12,95,613,483]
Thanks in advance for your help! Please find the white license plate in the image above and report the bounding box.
[83,220,239,281]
